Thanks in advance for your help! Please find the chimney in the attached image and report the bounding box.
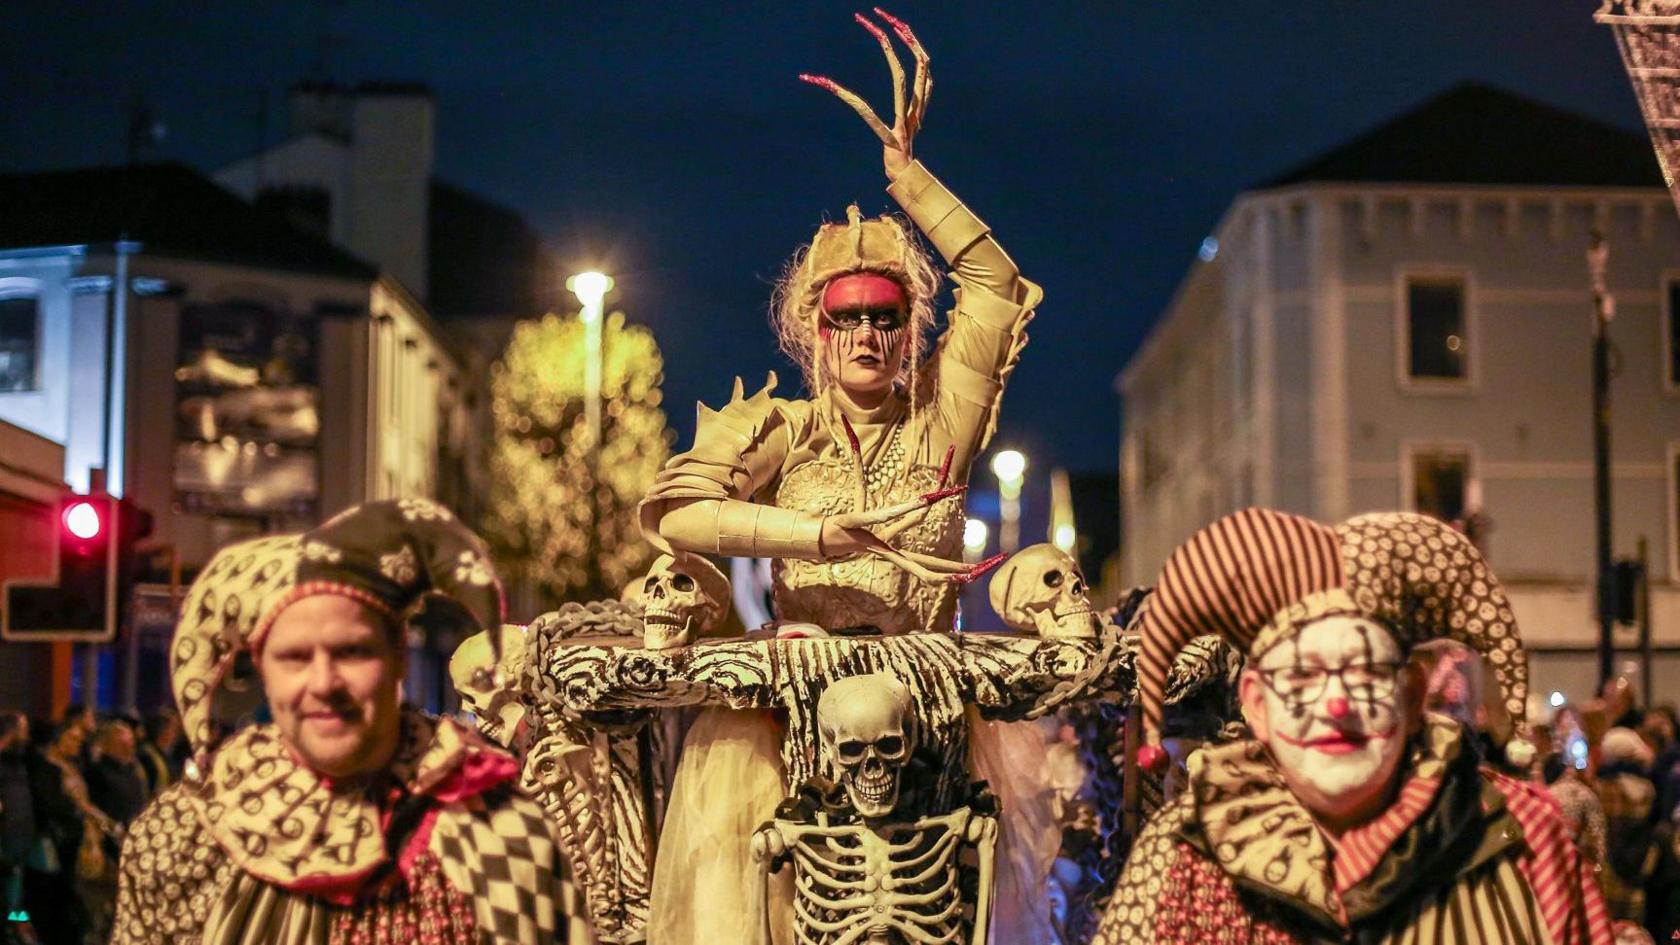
[345,84,434,300]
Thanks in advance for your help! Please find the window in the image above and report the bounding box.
[0,295,40,392]
[1405,276,1468,381]
[1411,448,1471,523]
[1671,444,1680,581]
[1667,280,1680,389]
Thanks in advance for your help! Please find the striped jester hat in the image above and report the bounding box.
[1134,508,1528,769]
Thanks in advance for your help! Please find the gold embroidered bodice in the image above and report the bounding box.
[772,416,965,634]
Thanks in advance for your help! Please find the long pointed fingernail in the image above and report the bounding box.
[840,415,862,455]
[920,485,966,504]
[937,445,954,486]
[799,73,837,91]
[955,551,1008,584]
[854,11,887,40]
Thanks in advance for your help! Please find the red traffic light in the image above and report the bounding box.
[63,499,106,540]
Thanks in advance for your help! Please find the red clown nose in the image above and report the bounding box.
[821,272,908,313]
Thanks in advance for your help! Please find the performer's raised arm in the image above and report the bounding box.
[804,9,1040,470]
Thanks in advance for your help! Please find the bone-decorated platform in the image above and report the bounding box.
[532,627,1136,812]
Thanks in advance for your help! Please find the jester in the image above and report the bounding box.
[1098,509,1612,945]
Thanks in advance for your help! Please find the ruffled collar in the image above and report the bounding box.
[1180,715,1470,929]
[184,707,516,901]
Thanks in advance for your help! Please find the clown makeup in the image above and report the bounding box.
[1242,615,1421,832]
[818,272,910,401]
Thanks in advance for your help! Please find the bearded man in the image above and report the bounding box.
[112,500,569,945]
[1097,508,1612,945]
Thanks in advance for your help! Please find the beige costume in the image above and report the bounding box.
[640,159,1040,635]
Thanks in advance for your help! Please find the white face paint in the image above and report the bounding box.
[1245,616,1416,829]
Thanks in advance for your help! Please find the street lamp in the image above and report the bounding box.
[990,449,1026,554]
[566,271,614,453]
[962,517,990,562]
[567,270,613,594]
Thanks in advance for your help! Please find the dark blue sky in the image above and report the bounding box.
[0,2,1645,472]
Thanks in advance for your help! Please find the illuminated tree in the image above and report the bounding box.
[486,310,672,605]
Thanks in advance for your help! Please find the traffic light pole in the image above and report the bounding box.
[1588,230,1615,690]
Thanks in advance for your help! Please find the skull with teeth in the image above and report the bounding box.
[987,543,1101,639]
[448,624,529,747]
[638,552,731,650]
[817,673,913,820]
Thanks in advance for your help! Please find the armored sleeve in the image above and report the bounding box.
[887,161,1040,474]
[639,375,828,560]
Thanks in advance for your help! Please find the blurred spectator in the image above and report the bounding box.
[0,712,35,944]
[1602,677,1642,731]
[86,721,146,826]
[24,720,105,945]
[1552,766,1609,868]
[135,711,181,794]
[1598,727,1660,926]
[1643,706,1680,825]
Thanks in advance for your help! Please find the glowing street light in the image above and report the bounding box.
[962,517,990,561]
[990,449,1027,553]
[567,271,615,452]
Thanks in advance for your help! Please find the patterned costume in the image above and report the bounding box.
[639,160,1038,635]
[112,500,571,945]
[1097,509,1613,945]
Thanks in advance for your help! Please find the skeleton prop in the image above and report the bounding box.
[749,672,999,945]
[987,543,1100,639]
[638,552,731,650]
[448,623,530,747]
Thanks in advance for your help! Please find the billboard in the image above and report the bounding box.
[173,300,320,517]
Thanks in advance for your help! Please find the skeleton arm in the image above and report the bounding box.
[749,825,787,945]
[966,812,999,945]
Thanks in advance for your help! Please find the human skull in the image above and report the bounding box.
[448,624,529,747]
[987,544,1100,639]
[817,673,913,820]
[639,553,731,650]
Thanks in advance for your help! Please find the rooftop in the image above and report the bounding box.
[1260,82,1664,190]
[0,162,377,279]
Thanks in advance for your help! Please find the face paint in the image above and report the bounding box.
[1248,616,1415,828]
[818,273,910,398]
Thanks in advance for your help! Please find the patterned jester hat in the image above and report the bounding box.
[171,498,505,754]
[1133,508,1528,771]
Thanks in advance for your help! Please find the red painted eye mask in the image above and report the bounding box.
[821,273,909,331]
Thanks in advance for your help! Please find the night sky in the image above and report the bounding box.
[0,2,1646,473]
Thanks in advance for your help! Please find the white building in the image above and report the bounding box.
[0,163,475,710]
[1119,84,1680,704]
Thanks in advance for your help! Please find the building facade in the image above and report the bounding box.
[0,421,69,718]
[0,164,474,711]
[1120,85,1680,705]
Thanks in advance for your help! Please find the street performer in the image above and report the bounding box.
[111,499,570,945]
[633,11,1052,942]
[1097,508,1612,945]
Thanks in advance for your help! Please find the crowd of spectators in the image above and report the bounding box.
[0,706,186,945]
[1536,681,1680,945]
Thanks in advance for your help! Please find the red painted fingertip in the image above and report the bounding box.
[974,550,1007,572]
[1137,744,1169,775]
[919,484,967,504]
[936,445,954,486]
[840,415,862,454]
[854,11,887,40]
[799,73,836,90]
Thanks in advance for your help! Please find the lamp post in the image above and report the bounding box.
[567,271,613,452]
[567,270,613,595]
[990,449,1026,554]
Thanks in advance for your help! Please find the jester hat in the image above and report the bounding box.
[1135,508,1527,764]
[171,498,505,753]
